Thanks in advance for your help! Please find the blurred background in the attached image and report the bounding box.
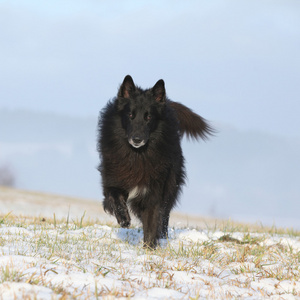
[1,0,299,228]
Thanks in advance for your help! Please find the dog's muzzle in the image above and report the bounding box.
[129,137,146,148]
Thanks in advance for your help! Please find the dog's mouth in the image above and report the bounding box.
[128,138,146,148]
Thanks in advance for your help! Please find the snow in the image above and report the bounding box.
[0,223,300,299]
[0,282,54,299]
[0,188,299,299]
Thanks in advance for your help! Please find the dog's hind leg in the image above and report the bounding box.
[160,208,170,239]
[103,188,131,228]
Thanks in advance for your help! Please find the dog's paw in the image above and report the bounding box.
[115,211,131,228]
[143,241,157,250]
[119,219,131,228]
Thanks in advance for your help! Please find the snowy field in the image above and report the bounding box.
[0,188,300,299]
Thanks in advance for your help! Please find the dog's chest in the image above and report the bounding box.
[127,154,164,185]
[127,186,148,201]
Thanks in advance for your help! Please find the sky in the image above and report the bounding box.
[1,1,300,227]
[1,0,300,137]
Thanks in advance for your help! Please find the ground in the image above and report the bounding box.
[0,187,300,299]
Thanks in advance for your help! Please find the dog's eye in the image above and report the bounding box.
[129,113,134,119]
[146,115,152,121]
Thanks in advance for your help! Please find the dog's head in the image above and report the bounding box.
[117,75,166,149]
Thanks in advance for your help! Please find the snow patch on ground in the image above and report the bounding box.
[0,223,300,299]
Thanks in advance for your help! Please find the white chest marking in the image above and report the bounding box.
[128,186,148,201]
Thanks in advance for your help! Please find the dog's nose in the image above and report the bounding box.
[132,137,143,144]
[129,136,146,148]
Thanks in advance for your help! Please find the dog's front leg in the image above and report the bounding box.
[103,188,131,228]
[141,203,161,249]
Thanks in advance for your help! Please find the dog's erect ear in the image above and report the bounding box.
[152,79,166,103]
[118,75,135,99]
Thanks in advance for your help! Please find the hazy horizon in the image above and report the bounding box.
[1,108,299,229]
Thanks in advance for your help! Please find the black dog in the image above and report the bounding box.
[97,75,213,248]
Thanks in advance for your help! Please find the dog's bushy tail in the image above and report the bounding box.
[169,101,215,141]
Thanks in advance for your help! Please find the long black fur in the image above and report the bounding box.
[97,75,213,248]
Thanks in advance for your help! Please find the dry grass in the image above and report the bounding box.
[0,188,300,298]
[0,210,299,299]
